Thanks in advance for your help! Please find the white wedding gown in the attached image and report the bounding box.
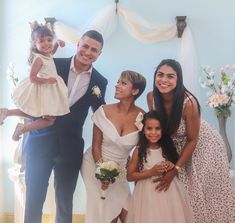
[81,106,140,223]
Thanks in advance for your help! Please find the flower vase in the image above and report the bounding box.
[217,116,232,162]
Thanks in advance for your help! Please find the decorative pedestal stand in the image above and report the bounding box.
[8,139,25,223]
[217,116,235,191]
[8,165,25,223]
[217,116,232,162]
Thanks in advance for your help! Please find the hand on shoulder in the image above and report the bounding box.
[147,91,154,111]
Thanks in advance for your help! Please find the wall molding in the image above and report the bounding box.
[0,213,85,223]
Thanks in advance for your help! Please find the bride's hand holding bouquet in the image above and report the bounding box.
[95,160,123,199]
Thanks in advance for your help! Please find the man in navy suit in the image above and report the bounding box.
[23,30,108,223]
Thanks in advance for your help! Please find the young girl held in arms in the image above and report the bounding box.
[126,111,194,223]
[0,21,70,140]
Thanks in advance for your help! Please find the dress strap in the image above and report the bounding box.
[183,95,193,108]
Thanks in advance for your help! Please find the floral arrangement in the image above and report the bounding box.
[6,63,19,87]
[92,85,102,98]
[95,160,123,199]
[200,65,235,118]
[95,160,122,184]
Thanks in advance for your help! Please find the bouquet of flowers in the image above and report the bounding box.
[95,160,123,199]
[200,65,235,118]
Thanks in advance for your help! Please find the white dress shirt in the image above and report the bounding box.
[67,56,92,107]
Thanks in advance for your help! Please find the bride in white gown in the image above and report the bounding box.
[81,70,146,223]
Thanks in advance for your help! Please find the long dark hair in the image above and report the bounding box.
[153,59,200,135]
[137,111,179,171]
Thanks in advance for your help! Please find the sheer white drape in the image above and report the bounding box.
[179,27,199,97]
[54,3,198,95]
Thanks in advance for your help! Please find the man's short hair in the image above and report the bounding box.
[82,30,104,47]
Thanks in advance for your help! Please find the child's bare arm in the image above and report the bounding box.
[52,39,65,55]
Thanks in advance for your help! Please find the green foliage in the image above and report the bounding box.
[95,168,119,183]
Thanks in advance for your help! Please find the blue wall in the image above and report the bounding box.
[1,0,235,213]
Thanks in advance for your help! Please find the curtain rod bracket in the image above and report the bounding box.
[176,16,187,38]
[115,0,119,14]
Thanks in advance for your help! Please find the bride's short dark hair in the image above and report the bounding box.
[120,70,146,100]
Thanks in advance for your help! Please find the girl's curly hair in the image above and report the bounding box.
[137,111,179,171]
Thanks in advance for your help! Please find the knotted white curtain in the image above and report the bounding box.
[54,4,177,43]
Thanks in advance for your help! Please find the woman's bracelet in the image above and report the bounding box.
[175,165,182,173]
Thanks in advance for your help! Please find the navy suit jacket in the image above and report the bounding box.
[24,57,108,170]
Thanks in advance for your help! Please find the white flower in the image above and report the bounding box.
[100,160,119,170]
[92,85,102,98]
[199,80,207,88]
[6,62,14,76]
[206,91,212,97]
[95,166,102,175]
[207,79,215,86]
[135,112,144,131]
[95,160,123,183]
[6,62,19,87]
